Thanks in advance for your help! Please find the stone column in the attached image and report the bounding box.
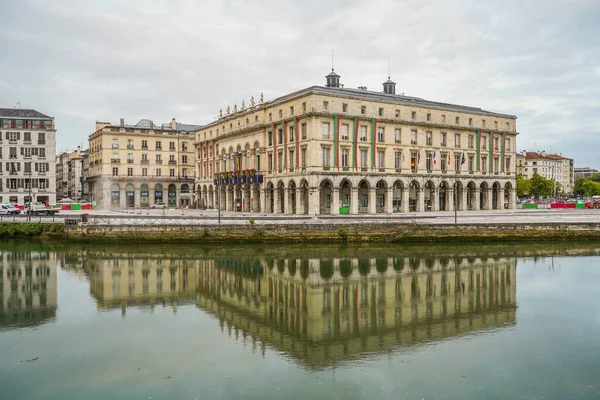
[332,188,340,215]
[120,188,126,209]
[386,187,394,214]
[350,188,359,214]
[498,188,505,210]
[308,188,318,216]
[402,188,410,213]
[283,188,290,215]
[225,188,231,211]
[461,189,468,212]
[431,189,439,212]
[418,188,425,213]
[260,188,267,213]
[274,189,281,214]
[292,189,299,214]
[510,189,517,209]
[475,190,481,211]
[368,188,376,214]
[487,188,493,210]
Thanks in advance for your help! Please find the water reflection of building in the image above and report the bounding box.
[197,256,516,369]
[0,251,58,329]
[86,257,197,314]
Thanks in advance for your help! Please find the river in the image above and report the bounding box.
[1,242,600,399]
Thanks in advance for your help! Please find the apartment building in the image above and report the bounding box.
[520,151,574,194]
[194,70,518,214]
[87,118,200,209]
[574,167,598,180]
[0,108,56,205]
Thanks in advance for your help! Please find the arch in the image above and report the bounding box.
[180,184,190,208]
[320,179,333,214]
[299,179,309,215]
[319,259,334,280]
[140,183,149,207]
[424,180,435,211]
[466,181,476,210]
[454,181,464,211]
[339,259,353,278]
[492,181,501,210]
[438,181,450,211]
[266,181,275,213]
[110,183,121,207]
[479,182,489,210]
[168,184,177,208]
[154,183,163,205]
[504,182,514,209]
[276,180,285,214]
[375,180,387,213]
[288,180,297,214]
[392,180,405,213]
[125,183,135,208]
[358,180,370,214]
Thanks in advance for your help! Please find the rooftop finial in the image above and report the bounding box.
[331,49,334,71]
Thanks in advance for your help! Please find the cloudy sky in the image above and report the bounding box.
[1,0,599,166]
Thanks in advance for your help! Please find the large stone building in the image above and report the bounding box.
[574,167,598,180]
[520,151,574,194]
[0,108,56,205]
[87,118,200,209]
[194,71,518,214]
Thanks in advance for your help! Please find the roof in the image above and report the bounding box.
[0,108,52,119]
[524,151,572,161]
[326,69,340,78]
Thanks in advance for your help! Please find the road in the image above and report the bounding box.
[3,208,600,225]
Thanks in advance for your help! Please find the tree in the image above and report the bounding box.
[573,178,600,197]
[516,175,531,197]
[529,173,551,198]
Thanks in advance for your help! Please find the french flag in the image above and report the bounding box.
[433,151,437,165]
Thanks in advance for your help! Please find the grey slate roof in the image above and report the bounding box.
[0,108,52,119]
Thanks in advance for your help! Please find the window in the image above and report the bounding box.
[10,179,17,189]
[278,109,282,119]
[322,147,330,167]
[441,153,447,172]
[112,138,119,149]
[411,152,418,172]
[39,148,45,158]
[468,155,474,173]
[142,140,148,149]
[505,157,511,173]
[411,111,416,120]
[321,123,330,139]
[38,162,48,173]
[505,138,511,151]
[38,132,45,143]
[288,106,293,116]
[494,121,498,129]
[441,132,447,147]
[127,167,133,176]
[24,162,31,173]
[342,103,348,112]
[378,107,384,116]
[494,156,500,173]
[359,126,367,142]
[24,148,31,158]
[426,131,432,146]
[395,109,400,118]
[424,152,432,172]
[455,154,461,173]
[289,126,295,142]
[410,130,417,145]
[494,136,499,150]
[169,154,175,163]
[377,127,385,142]
[39,179,46,190]
[341,149,349,168]
[170,168,175,177]
[278,128,283,144]
[426,113,431,121]
[182,155,188,164]
[277,151,283,172]
[24,132,31,142]
[142,168,147,177]
[394,151,401,170]
[301,148,306,168]
[169,141,175,151]
[482,136,487,150]
[455,116,460,125]
[155,141,162,150]
[481,155,487,173]
[360,149,367,169]
[268,113,272,122]
[301,123,307,139]
[468,135,474,149]
[377,150,385,169]
[268,154,273,172]
[156,154,162,162]
[506,122,510,131]
[469,118,473,126]
[112,167,118,176]
[482,119,486,128]
[289,150,295,170]
[394,129,401,144]
[268,131,273,146]
[127,139,134,149]
[442,115,446,123]
[156,168,162,177]
[455,134,461,147]
[361,106,366,115]
[341,124,349,140]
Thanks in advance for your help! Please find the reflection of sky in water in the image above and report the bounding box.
[1,252,599,400]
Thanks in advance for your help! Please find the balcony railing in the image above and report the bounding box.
[111,159,121,163]
[141,159,149,164]
[127,159,134,164]
[156,160,163,164]
[168,160,177,165]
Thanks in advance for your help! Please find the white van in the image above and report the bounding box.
[0,203,21,215]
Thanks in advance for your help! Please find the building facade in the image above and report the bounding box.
[194,71,518,215]
[0,108,56,205]
[574,167,598,180]
[55,152,68,199]
[520,151,574,194]
[87,118,199,209]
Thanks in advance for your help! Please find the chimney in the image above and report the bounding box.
[120,118,124,127]
[171,118,177,130]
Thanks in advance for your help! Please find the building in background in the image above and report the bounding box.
[55,147,88,201]
[55,152,68,199]
[194,70,519,214]
[574,167,598,180]
[87,118,200,209]
[0,108,56,205]
[520,151,574,194]
[516,153,526,176]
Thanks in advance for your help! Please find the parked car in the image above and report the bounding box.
[26,202,60,215]
[151,202,167,209]
[0,203,21,215]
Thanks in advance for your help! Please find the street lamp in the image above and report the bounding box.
[453,182,458,225]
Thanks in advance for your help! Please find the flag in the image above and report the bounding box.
[417,150,421,164]
[433,151,437,164]
[448,152,451,166]
[461,153,466,165]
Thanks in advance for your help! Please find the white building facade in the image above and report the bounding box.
[0,108,57,205]
[521,151,574,194]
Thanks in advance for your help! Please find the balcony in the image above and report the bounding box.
[112,144,119,149]
[168,160,177,165]
[127,145,134,149]
[156,160,163,164]
[127,159,134,164]
[111,159,121,163]
[141,159,149,164]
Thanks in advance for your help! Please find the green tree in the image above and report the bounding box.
[516,175,531,197]
[529,173,551,198]
[573,178,600,197]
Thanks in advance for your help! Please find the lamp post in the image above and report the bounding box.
[453,182,457,225]
[27,169,32,222]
